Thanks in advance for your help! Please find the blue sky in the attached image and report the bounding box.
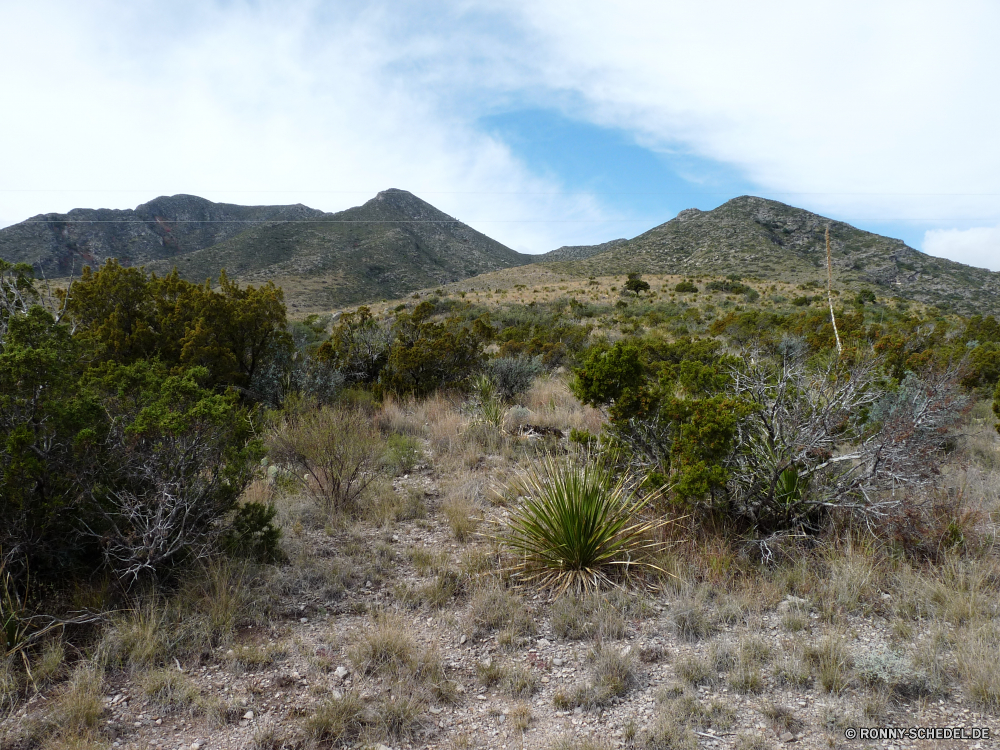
[2,1,999,269]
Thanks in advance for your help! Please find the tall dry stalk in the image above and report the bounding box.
[826,227,842,356]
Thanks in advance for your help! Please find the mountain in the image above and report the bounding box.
[0,194,325,278]
[546,197,1000,316]
[533,238,628,263]
[0,190,533,309]
[4,192,999,316]
[140,189,531,307]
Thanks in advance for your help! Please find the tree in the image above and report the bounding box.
[63,261,292,399]
[80,361,263,582]
[1,263,274,585]
[570,341,645,411]
[380,306,490,396]
[315,306,392,385]
[720,351,966,533]
[623,273,650,295]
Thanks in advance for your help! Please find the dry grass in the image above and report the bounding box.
[140,667,201,708]
[349,614,418,677]
[467,583,537,643]
[550,593,629,641]
[441,492,480,542]
[55,664,105,735]
[524,375,605,435]
[476,658,539,698]
[804,635,854,694]
[955,623,1000,710]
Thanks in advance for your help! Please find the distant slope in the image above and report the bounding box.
[0,195,325,277]
[549,197,1000,316]
[144,189,532,307]
[533,238,628,263]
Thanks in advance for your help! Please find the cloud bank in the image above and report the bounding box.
[924,226,1000,272]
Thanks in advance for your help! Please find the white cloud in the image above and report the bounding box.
[923,226,1000,272]
[3,0,1000,262]
[498,0,1000,227]
[0,1,607,252]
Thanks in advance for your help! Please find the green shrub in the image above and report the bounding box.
[570,341,645,410]
[268,404,383,516]
[624,273,650,295]
[487,355,542,402]
[381,433,423,475]
[223,502,282,563]
[380,305,490,396]
[674,281,699,294]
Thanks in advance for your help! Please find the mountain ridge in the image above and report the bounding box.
[2,192,998,316]
[545,196,1000,316]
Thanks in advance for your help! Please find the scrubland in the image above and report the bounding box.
[3,380,999,750]
[2,260,1000,750]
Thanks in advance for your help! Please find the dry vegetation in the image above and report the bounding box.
[2,371,999,750]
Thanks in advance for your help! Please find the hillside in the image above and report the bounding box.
[548,197,1000,316]
[533,238,628,263]
[0,190,534,311]
[0,194,325,277]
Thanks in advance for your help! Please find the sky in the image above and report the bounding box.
[2,1,1000,270]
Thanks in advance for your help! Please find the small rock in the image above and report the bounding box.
[429,707,442,715]
[300,617,308,623]
[476,694,487,701]
[780,732,795,743]
[553,658,565,667]
[331,689,343,700]
[537,638,551,647]
[459,634,467,645]
[335,666,350,680]
[225,650,234,658]
[777,595,810,614]
[190,743,202,750]
[243,710,254,720]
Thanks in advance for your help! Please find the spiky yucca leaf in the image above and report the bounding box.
[499,456,668,595]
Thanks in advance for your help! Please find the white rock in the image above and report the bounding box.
[243,710,254,720]
[335,666,350,679]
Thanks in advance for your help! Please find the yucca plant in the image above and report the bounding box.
[470,373,506,431]
[499,455,669,595]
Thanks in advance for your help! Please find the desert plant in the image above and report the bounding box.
[499,455,666,594]
[488,355,543,402]
[469,373,506,431]
[380,433,423,475]
[268,404,383,516]
[724,351,967,532]
[468,583,536,640]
